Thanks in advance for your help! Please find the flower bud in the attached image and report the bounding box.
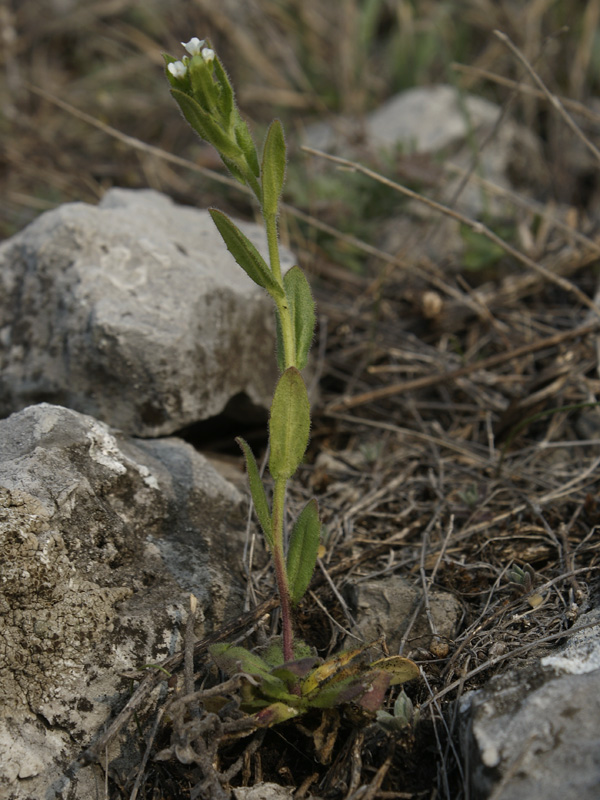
[167,60,187,79]
[182,37,205,56]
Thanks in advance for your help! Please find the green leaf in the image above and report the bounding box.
[213,55,235,124]
[269,367,311,481]
[274,310,285,373]
[286,498,320,605]
[394,688,414,719]
[210,643,272,680]
[271,657,320,688]
[170,89,238,160]
[188,54,219,115]
[236,437,273,550]
[209,209,284,298]
[261,120,287,218]
[261,638,313,668]
[252,701,301,727]
[234,114,260,178]
[283,266,315,371]
[308,675,363,708]
[219,155,247,187]
[302,642,371,696]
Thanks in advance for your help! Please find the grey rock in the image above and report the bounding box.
[365,85,502,154]
[233,784,323,800]
[0,188,294,437]
[233,784,295,800]
[345,573,461,655]
[460,608,600,800]
[0,403,247,799]
[303,84,544,218]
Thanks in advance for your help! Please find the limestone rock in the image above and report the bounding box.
[233,783,295,800]
[460,607,600,800]
[303,84,544,218]
[0,188,294,437]
[345,573,461,655]
[0,403,247,799]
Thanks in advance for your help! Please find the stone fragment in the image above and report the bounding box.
[345,573,461,655]
[0,188,294,437]
[233,783,295,799]
[460,608,600,800]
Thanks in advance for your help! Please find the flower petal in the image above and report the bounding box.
[167,61,187,79]
[182,37,205,56]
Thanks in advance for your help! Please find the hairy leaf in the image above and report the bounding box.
[274,310,285,373]
[286,498,320,605]
[236,437,272,550]
[302,642,371,696]
[213,56,235,124]
[252,702,300,727]
[283,266,316,370]
[369,655,420,685]
[234,113,260,178]
[188,55,219,116]
[209,209,284,298]
[262,639,314,668]
[269,367,310,481]
[271,657,320,689]
[170,90,237,159]
[210,643,272,680]
[261,120,287,218]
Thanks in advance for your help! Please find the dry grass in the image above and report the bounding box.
[3,1,600,799]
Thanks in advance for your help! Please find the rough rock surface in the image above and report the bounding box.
[0,403,247,800]
[0,188,294,437]
[460,607,600,800]
[345,573,461,655]
[233,783,296,800]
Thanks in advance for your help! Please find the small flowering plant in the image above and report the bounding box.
[164,39,418,727]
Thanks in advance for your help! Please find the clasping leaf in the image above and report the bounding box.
[283,266,316,371]
[269,367,311,481]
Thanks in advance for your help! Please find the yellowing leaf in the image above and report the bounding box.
[301,642,371,696]
[369,656,420,685]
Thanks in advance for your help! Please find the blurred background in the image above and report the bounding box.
[2,0,600,242]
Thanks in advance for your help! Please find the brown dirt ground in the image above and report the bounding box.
[2,2,600,798]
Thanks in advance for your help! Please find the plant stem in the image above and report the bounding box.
[271,476,294,662]
[264,210,296,369]
[245,171,262,205]
[264,211,283,284]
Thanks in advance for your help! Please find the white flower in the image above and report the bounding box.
[182,37,205,56]
[167,60,188,79]
[201,47,215,63]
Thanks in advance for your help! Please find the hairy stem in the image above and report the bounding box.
[246,170,262,205]
[271,476,294,662]
[264,211,296,369]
